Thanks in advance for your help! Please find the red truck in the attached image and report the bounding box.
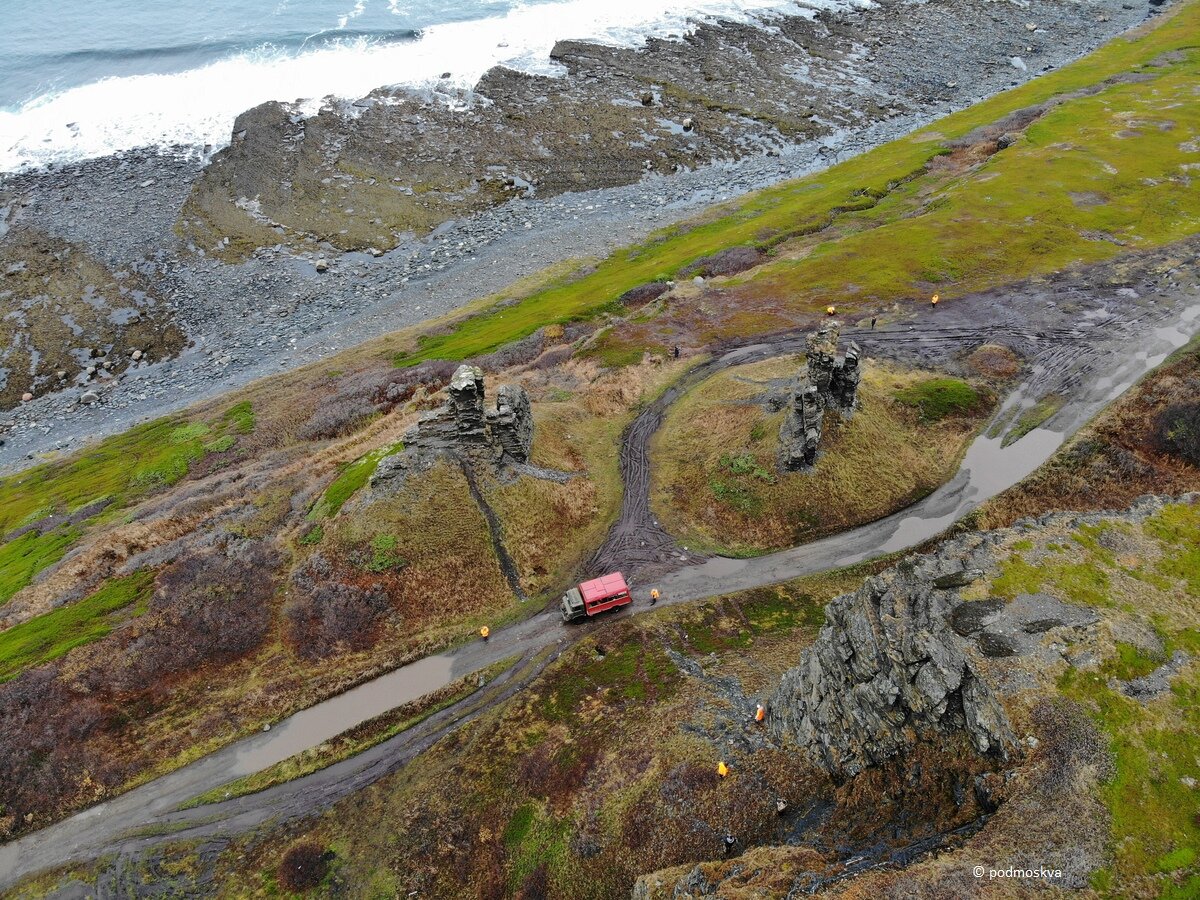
[559,572,632,623]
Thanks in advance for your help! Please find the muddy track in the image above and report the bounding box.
[3,256,1198,892]
[586,298,1153,584]
[80,647,562,898]
[586,337,809,582]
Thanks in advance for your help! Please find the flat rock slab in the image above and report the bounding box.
[952,593,1099,658]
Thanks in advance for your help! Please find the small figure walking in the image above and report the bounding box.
[871,316,877,329]
[650,588,660,605]
[480,626,490,642]
[931,293,939,309]
[673,345,681,359]
[724,834,737,855]
[776,798,788,816]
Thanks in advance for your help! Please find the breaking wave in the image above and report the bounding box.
[0,0,857,173]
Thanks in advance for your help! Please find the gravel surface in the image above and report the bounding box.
[0,0,1163,472]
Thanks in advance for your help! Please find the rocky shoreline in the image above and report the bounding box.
[0,0,1163,472]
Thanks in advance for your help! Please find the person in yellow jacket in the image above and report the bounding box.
[480,626,490,641]
[650,588,660,605]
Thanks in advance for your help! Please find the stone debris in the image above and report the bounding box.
[949,592,1099,658]
[779,323,861,471]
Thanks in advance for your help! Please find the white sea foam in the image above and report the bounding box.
[0,0,864,172]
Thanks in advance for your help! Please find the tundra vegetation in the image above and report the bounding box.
[84,496,1199,899]
[2,0,1200,877]
[652,358,992,555]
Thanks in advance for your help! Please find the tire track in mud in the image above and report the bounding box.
[586,297,1162,584]
[3,267,1195,891]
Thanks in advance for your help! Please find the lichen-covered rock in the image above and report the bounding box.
[805,324,840,395]
[487,383,533,462]
[779,381,824,470]
[829,340,861,409]
[768,562,1015,778]
[779,324,862,470]
[446,364,490,445]
[377,365,536,488]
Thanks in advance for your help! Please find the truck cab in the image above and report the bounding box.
[560,572,631,623]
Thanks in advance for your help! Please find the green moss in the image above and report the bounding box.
[893,378,981,423]
[742,587,827,632]
[709,479,763,517]
[366,534,407,573]
[299,525,324,546]
[0,527,80,606]
[1003,395,1066,447]
[540,641,679,723]
[1051,561,1112,607]
[0,410,260,606]
[720,453,776,482]
[309,442,404,520]
[221,401,256,435]
[991,554,1044,600]
[1055,501,1200,895]
[991,551,1112,606]
[203,435,237,453]
[1146,504,1200,597]
[580,334,666,368]
[1105,642,1166,681]
[502,802,572,891]
[503,804,536,849]
[0,571,155,681]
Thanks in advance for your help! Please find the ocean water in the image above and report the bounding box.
[0,0,841,173]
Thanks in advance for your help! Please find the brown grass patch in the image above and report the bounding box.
[967,343,1021,379]
[652,358,992,555]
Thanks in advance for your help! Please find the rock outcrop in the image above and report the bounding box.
[778,384,825,470]
[779,323,861,471]
[768,555,1014,779]
[804,323,860,412]
[488,383,534,462]
[371,364,533,487]
[406,364,532,463]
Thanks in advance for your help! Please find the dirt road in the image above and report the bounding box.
[3,257,1197,891]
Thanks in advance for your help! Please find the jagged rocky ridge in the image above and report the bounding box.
[637,494,1199,898]
[767,493,1200,779]
[767,552,1014,779]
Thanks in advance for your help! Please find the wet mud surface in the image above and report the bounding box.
[3,241,1198,893]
